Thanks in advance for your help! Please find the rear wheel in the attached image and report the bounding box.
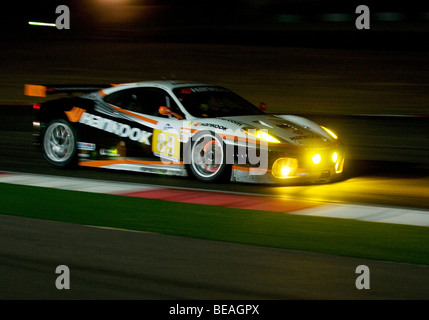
[43,119,77,167]
[189,131,231,182]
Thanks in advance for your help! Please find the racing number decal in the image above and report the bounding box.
[152,129,180,161]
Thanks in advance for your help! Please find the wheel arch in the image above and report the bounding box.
[186,129,232,183]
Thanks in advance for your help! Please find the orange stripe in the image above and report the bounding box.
[112,106,158,125]
[64,107,86,123]
[232,166,250,171]
[218,133,298,148]
[181,127,199,134]
[79,160,183,167]
[219,133,256,144]
[232,166,271,173]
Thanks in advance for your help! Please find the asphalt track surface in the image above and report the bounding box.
[1,214,429,300]
[1,105,429,300]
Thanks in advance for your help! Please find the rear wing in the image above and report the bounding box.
[24,84,114,97]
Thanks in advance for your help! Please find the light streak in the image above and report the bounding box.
[28,21,57,27]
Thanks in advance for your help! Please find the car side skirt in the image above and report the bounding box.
[78,159,189,177]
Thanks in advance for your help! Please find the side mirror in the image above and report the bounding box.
[158,106,184,120]
[259,102,267,112]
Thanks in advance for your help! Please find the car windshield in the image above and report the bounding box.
[173,86,265,118]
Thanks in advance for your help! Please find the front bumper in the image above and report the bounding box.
[230,144,345,184]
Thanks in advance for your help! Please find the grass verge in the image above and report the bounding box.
[1,182,429,265]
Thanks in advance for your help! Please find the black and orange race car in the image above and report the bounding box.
[27,80,344,183]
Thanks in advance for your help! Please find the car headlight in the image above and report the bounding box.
[312,154,322,165]
[272,158,298,178]
[320,126,338,140]
[241,127,280,143]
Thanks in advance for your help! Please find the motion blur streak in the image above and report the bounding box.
[28,21,56,27]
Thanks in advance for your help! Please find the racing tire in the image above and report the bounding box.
[188,131,231,183]
[43,119,78,168]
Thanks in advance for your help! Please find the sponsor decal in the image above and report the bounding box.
[65,107,152,145]
[289,135,320,141]
[179,86,229,94]
[278,123,304,134]
[100,148,120,157]
[77,142,96,151]
[218,118,244,126]
[199,123,228,131]
[163,123,173,130]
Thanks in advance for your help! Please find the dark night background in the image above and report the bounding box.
[2,0,429,49]
[1,1,428,117]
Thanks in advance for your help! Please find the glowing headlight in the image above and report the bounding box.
[241,127,280,143]
[321,126,338,140]
[312,154,322,165]
[335,158,345,174]
[272,158,298,178]
[332,152,338,163]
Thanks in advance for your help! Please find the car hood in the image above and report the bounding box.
[216,114,338,147]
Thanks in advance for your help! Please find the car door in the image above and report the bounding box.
[102,87,185,161]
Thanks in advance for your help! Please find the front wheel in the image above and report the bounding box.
[188,131,231,183]
[43,119,77,167]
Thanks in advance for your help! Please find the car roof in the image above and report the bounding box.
[101,80,215,95]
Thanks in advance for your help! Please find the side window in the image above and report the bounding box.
[163,94,186,119]
[104,88,148,113]
[104,90,130,109]
[104,88,185,118]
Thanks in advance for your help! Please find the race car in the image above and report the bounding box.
[26,80,345,184]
